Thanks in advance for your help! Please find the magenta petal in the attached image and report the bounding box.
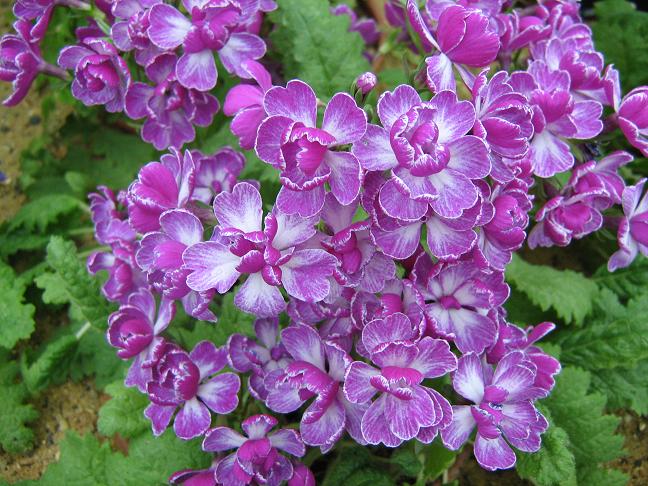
[361,395,403,447]
[447,136,490,179]
[409,337,457,378]
[429,90,476,143]
[235,273,285,317]
[453,353,485,403]
[198,373,240,414]
[264,80,317,126]
[145,403,176,436]
[322,93,367,144]
[276,185,325,218]
[160,209,203,246]
[344,361,379,403]
[379,179,428,221]
[219,33,266,78]
[377,84,421,131]
[300,398,345,450]
[440,405,475,449]
[148,4,190,49]
[352,124,398,171]
[425,53,455,93]
[174,398,212,440]
[190,340,228,379]
[325,151,362,206]
[281,324,325,369]
[269,429,306,457]
[372,222,422,260]
[281,249,337,303]
[202,426,246,452]
[385,387,436,440]
[474,434,517,471]
[266,385,306,413]
[176,51,217,91]
[184,242,241,293]
[529,130,574,178]
[428,170,478,219]
[255,115,293,166]
[214,182,263,234]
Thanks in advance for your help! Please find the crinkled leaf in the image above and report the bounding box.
[420,440,457,482]
[0,262,35,349]
[593,258,648,301]
[71,324,128,389]
[506,255,599,325]
[20,332,78,393]
[0,354,38,453]
[7,194,83,233]
[391,444,422,477]
[98,382,149,439]
[591,359,648,415]
[45,236,115,329]
[269,0,371,99]
[35,271,69,305]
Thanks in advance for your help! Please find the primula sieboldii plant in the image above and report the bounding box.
[3,0,647,483]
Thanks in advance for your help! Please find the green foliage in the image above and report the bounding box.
[558,292,648,370]
[593,0,648,92]
[21,332,78,393]
[591,360,648,415]
[593,258,648,301]
[0,262,36,349]
[30,430,209,486]
[35,271,70,305]
[418,440,457,483]
[45,236,115,328]
[505,255,599,325]
[516,410,577,486]
[98,382,150,439]
[0,355,39,453]
[269,0,371,99]
[322,446,392,486]
[71,324,128,389]
[539,367,626,484]
[7,194,84,233]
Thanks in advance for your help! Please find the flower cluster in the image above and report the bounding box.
[4,0,648,483]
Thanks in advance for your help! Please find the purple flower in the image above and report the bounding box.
[107,288,175,391]
[13,0,90,40]
[127,148,196,233]
[406,2,500,92]
[265,324,368,452]
[125,53,220,150]
[331,4,380,61]
[147,0,266,91]
[145,340,240,440]
[510,62,603,178]
[354,72,377,97]
[202,414,305,486]
[228,317,290,400]
[474,179,531,270]
[496,12,550,66]
[471,71,534,164]
[528,194,604,248]
[223,60,273,150]
[193,147,245,204]
[1,19,66,106]
[617,87,648,157]
[288,462,315,486]
[89,186,136,246]
[441,352,548,471]
[320,194,396,294]
[182,182,337,317]
[353,85,490,220]
[256,80,367,217]
[608,179,648,271]
[343,313,456,447]
[169,460,218,486]
[111,0,162,66]
[419,261,508,354]
[58,37,131,112]
[487,320,561,393]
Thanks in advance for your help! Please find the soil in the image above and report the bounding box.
[0,380,106,482]
[611,412,648,485]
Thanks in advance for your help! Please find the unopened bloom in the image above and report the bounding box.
[202,414,305,486]
[608,179,648,271]
[344,313,456,446]
[354,71,377,96]
[256,80,367,217]
[441,353,548,471]
[58,37,131,112]
[145,341,240,439]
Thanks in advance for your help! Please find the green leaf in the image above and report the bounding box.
[541,367,626,484]
[214,293,256,345]
[558,293,648,369]
[37,432,113,486]
[45,236,115,328]
[21,333,78,393]
[269,0,371,99]
[71,325,128,389]
[0,262,36,349]
[35,271,70,305]
[0,355,38,453]
[98,382,149,439]
[391,444,423,477]
[7,194,83,233]
[322,446,373,486]
[593,258,648,300]
[590,359,648,415]
[593,0,648,92]
[516,413,577,486]
[420,440,457,482]
[505,255,599,325]
[105,431,210,486]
